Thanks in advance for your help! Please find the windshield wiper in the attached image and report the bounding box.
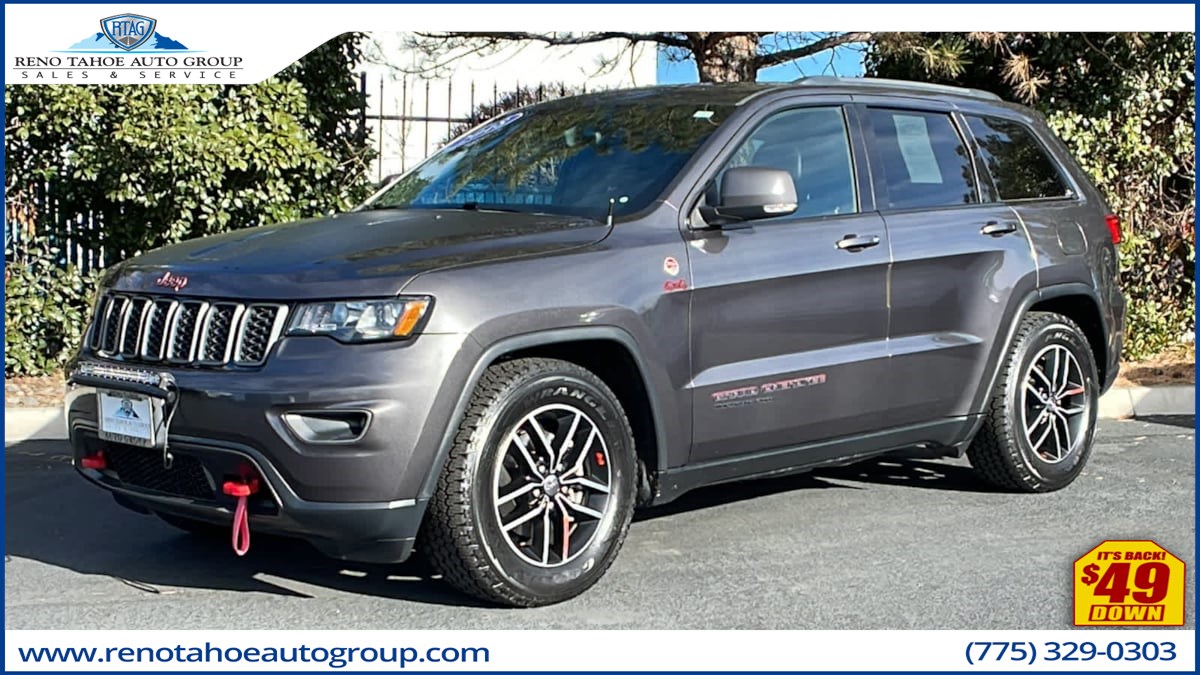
[455,202,525,213]
[363,202,559,217]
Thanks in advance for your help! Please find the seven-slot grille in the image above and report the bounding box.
[88,294,287,367]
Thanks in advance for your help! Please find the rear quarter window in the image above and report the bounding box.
[965,115,1072,201]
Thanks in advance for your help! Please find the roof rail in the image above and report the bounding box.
[792,76,1002,101]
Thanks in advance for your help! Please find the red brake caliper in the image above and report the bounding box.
[221,478,260,556]
[562,512,572,560]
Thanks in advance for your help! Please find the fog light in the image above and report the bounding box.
[282,411,370,443]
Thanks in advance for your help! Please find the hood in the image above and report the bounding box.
[106,209,609,300]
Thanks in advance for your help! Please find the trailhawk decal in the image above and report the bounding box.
[711,373,827,409]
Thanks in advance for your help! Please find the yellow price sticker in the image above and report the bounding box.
[1074,540,1186,626]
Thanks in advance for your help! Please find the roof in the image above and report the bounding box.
[789,76,1002,101]
[536,77,1004,110]
[534,82,776,108]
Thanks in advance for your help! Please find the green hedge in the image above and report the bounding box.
[5,35,373,377]
[4,253,99,376]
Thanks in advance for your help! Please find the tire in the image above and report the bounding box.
[421,357,636,606]
[156,512,227,538]
[968,311,1099,492]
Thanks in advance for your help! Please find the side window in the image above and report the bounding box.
[867,109,978,210]
[965,115,1071,201]
[714,106,857,218]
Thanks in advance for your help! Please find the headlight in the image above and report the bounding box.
[286,296,432,343]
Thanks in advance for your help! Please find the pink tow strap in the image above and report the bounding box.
[222,478,259,556]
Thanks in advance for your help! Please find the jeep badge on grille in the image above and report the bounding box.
[154,271,189,292]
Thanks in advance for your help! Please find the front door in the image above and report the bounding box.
[685,103,892,463]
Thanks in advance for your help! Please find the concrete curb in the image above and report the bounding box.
[1095,385,1195,420]
[4,386,1194,445]
[5,407,65,444]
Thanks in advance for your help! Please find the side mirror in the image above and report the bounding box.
[698,167,798,227]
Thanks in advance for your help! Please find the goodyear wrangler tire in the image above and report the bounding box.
[968,311,1099,492]
[421,357,636,606]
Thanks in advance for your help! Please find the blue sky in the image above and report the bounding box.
[657,43,866,83]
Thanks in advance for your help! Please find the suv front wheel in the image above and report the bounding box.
[422,357,636,606]
[969,311,1100,492]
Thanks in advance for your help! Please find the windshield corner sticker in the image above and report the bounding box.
[443,111,525,153]
[712,373,827,409]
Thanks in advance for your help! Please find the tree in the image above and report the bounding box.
[870,33,1195,358]
[281,33,375,202]
[405,32,871,83]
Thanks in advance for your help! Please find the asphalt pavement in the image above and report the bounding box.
[5,417,1194,629]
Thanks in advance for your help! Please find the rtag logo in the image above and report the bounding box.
[66,13,189,52]
[100,14,157,51]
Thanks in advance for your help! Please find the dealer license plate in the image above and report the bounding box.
[97,389,161,448]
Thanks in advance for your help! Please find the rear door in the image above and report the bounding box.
[858,100,1039,426]
[685,100,893,463]
[960,112,1097,287]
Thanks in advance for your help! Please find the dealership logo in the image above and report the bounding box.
[68,13,188,52]
[14,13,243,81]
[99,14,157,51]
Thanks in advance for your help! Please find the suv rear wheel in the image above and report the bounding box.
[968,311,1099,492]
[422,357,636,606]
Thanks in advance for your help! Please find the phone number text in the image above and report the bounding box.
[964,641,1177,665]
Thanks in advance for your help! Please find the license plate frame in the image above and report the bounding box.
[97,389,164,448]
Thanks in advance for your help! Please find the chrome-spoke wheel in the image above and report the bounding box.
[1021,344,1088,463]
[492,403,612,568]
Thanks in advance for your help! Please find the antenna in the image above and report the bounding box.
[606,196,630,228]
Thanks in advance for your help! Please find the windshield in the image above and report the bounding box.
[368,98,736,221]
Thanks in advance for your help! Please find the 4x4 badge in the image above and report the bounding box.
[154,271,189,292]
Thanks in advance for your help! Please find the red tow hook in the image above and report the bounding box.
[80,451,107,470]
[221,478,260,556]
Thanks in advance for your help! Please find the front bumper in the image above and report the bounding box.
[66,332,480,563]
[72,426,426,562]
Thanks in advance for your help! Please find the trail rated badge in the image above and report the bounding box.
[1074,540,1185,626]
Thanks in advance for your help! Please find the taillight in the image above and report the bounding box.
[1105,214,1122,244]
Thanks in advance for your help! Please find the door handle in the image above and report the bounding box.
[981,221,1018,236]
[835,234,881,252]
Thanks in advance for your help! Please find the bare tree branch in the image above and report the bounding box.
[415,31,691,49]
[755,31,873,69]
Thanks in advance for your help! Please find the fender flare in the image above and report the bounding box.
[416,326,671,502]
[964,281,1105,439]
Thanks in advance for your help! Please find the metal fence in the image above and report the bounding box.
[361,73,587,182]
[5,181,111,274]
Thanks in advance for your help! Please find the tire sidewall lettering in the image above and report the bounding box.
[1011,320,1098,483]
[473,373,631,595]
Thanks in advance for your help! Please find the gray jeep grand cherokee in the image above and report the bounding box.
[67,77,1124,606]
